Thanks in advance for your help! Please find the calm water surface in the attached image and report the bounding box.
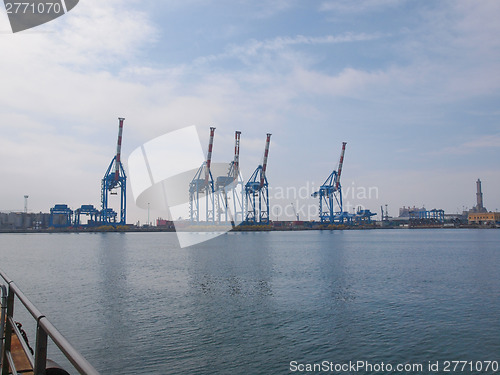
[0,229,499,374]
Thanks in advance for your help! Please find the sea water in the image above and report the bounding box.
[0,229,498,374]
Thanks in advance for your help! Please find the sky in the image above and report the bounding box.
[1,0,499,224]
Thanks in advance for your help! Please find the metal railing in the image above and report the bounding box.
[0,269,100,375]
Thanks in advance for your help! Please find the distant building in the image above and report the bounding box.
[468,212,500,225]
[398,206,445,225]
[399,206,425,217]
[156,219,174,228]
[0,212,50,229]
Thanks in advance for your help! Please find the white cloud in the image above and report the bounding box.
[0,0,159,214]
[193,32,382,66]
[292,66,389,97]
[319,0,402,14]
[429,134,500,156]
[251,0,297,18]
[0,0,158,120]
[396,2,500,99]
[55,3,157,67]
[1,0,157,67]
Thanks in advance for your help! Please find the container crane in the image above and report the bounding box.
[215,131,244,224]
[312,142,347,224]
[189,127,216,223]
[101,118,127,225]
[245,133,271,224]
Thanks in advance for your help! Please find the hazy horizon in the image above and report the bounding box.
[1,1,499,224]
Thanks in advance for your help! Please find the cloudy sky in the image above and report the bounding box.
[1,0,499,223]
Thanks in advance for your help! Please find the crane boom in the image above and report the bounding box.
[233,131,241,180]
[114,117,125,181]
[205,127,216,185]
[260,133,271,188]
[335,142,347,190]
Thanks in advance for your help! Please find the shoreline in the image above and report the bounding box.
[0,223,496,234]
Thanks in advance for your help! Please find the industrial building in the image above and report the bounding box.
[466,179,499,225]
[0,195,51,230]
[399,206,445,222]
[0,212,50,230]
[468,212,500,225]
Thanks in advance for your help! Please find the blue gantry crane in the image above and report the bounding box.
[189,127,216,223]
[354,208,376,224]
[74,204,100,227]
[312,142,347,224]
[49,204,73,227]
[245,133,271,224]
[215,131,244,224]
[101,118,126,225]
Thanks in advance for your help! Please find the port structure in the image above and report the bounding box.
[189,127,216,223]
[354,208,376,224]
[215,131,245,224]
[245,133,271,224]
[409,208,444,222]
[49,204,73,227]
[312,142,347,224]
[74,204,100,226]
[101,118,126,225]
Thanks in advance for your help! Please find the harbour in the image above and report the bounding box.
[1,230,498,374]
[1,2,500,374]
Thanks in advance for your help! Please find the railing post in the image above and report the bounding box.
[0,285,7,370]
[34,319,48,375]
[0,270,100,375]
[1,286,15,375]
